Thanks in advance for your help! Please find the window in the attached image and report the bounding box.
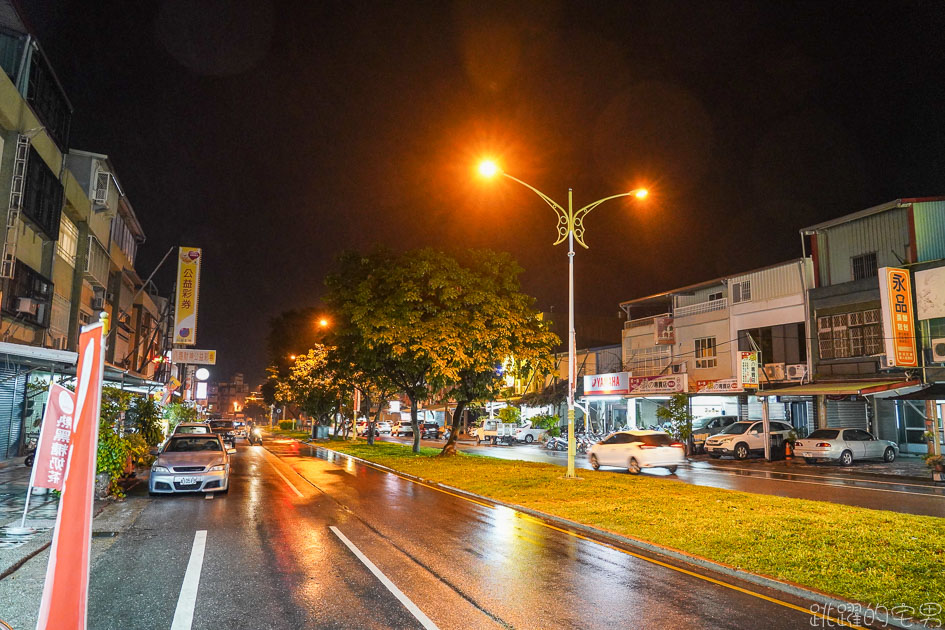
[732,280,751,303]
[22,147,64,240]
[695,337,717,369]
[708,291,723,301]
[625,344,671,376]
[110,216,138,264]
[56,214,78,266]
[817,309,883,359]
[851,253,878,281]
[1,261,53,327]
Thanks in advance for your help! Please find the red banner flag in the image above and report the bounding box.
[36,322,105,630]
[30,383,76,491]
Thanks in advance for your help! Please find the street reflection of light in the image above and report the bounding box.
[344,457,356,474]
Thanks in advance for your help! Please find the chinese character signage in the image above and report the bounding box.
[171,349,217,365]
[584,372,630,395]
[628,374,688,395]
[738,351,759,389]
[694,378,743,394]
[30,383,76,491]
[173,247,202,345]
[879,267,918,367]
[654,317,675,345]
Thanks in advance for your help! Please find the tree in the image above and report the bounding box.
[163,402,198,432]
[127,395,164,447]
[242,400,269,423]
[656,393,694,447]
[276,345,342,426]
[266,308,322,379]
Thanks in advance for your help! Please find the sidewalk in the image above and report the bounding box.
[690,452,933,482]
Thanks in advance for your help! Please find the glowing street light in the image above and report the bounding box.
[477,159,647,478]
[318,318,330,328]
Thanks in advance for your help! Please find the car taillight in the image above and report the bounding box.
[671,442,684,448]
[816,442,831,447]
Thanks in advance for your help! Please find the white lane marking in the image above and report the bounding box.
[329,526,439,630]
[170,530,208,630]
[690,467,944,499]
[269,460,304,497]
[692,463,943,491]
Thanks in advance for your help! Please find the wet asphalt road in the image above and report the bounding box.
[82,440,858,629]
[378,436,945,518]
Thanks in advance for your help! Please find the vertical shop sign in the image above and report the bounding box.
[879,267,918,367]
[174,247,202,345]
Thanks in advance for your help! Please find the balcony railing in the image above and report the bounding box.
[624,313,669,330]
[85,235,109,288]
[674,298,728,318]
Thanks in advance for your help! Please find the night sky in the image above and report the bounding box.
[22,1,945,385]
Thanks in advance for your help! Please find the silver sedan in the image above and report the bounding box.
[793,428,898,466]
[149,434,235,494]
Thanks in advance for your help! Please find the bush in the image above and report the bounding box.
[279,420,294,430]
[128,396,164,447]
[97,425,128,498]
[497,406,521,424]
[533,414,561,437]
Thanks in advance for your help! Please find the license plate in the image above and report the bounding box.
[175,476,198,485]
[801,452,813,458]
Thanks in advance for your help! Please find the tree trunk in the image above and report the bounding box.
[410,396,420,454]
[439,401,466,456]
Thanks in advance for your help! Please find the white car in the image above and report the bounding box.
[793,428,898,466]
[704,420,795,460]
[392,421,414,437]
[513,422,547,444]
[588,430,686,474]
[375,421,392,434]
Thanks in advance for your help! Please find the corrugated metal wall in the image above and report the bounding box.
[819,208,909,285]
[675,285,725,307]
[726,261,805,302]
[913,201,945,262]
[0,365,26,460]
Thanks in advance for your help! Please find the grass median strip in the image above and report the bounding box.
[319,440,944,614]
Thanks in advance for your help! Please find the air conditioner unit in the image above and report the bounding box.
[763,363,786,381]
[671,363,687,374]
[90,296,105,310]
[105,292,115,303]
[15,297,37,315]
[786,364,809,381]
[92,171,110,206]
[932,338,945,363]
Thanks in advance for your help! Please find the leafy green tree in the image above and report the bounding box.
[127,395,164,447]
[242,400,269,423]
[656,393,693,444]
[277,345,342,426]
[163,402,198,433]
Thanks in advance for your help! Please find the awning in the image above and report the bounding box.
[759,380,920,397]
[0,341,77,368]
[886,383,945,400]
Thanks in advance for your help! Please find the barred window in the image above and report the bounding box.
[851,253,877,281]
[817,309,883,360]
[695,337,717,369]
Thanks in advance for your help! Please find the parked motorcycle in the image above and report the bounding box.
[23,432,38,467]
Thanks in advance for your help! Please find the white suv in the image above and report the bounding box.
[704,421,795,460]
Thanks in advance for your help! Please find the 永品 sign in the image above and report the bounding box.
[879,267,918,367]
[173,247,202,345]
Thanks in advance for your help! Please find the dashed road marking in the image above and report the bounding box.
[170,530,207,630]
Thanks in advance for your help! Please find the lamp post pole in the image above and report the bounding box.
[478,162,646,478]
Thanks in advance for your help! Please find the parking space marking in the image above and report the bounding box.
[691,467,945,498]
[170,530,207,630]
[690,464,944,492]
[329,526,439,630]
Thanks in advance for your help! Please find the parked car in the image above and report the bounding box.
[513,421,547,444]
[172,422,211,436]
[392,420,414,437]
[356,421,379,437]
[375,421,392,434]
[421,422,443,439]
[691,415,739,453]
[474,420,518,445]
[588,430,685,474]
[208,420,237,448]
[703,421,795,459]
[794,428,898,465]
[149,434,235,495]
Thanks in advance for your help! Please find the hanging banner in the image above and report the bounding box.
[878,267,918,367]
[654,317,676,345]
[36,322,105,630]
[738,351,759,389]
[173,247,202,345]
[694,378,744,394]
[171,348,216,365]
[30,383,76,491]
[627,374,688,396]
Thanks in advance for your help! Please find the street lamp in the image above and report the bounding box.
[478,159,647,478]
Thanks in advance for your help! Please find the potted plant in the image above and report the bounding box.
[924,453,945,473]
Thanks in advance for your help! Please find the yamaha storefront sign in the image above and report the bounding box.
[584,372,689,397]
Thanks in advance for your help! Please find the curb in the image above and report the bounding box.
[315,445,926,630]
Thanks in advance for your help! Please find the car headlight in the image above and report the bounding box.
[209,464,226,472]
[152,466,169,473]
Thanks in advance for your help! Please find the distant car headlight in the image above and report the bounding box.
[209,464,226,472]
[152,466,170,473]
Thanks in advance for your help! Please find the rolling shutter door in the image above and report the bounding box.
[0,365,26,460]
[825,400,867,430]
